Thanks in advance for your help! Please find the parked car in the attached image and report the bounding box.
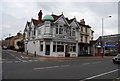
[113,54,120,63]
[2,46,7,49]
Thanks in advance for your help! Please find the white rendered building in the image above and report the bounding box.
[24,10,94,57]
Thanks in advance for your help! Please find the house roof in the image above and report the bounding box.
[67,18,75,24]
[51,14,62,21]
[32,19,38,26]
[78,22,91,28]
[27,21,30,26]
[5,36,14,40]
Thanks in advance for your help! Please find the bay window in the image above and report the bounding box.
[56,25,64,34]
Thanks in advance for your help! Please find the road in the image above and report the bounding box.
[1,49,120,81]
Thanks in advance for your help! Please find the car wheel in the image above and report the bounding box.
[113,60,116,64]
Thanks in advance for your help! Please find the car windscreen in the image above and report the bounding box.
[118,54,120,57]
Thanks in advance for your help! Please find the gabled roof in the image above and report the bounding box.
[65,18,75,24]
[51,14,62,21]
[24,21,30,31]
[78,22,91,28]
[27,21,30,26]
[31,19,38,26]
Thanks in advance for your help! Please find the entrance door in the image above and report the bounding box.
[65,45,70,57]
[45,45,50,55]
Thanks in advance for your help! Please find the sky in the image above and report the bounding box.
[0,0,119,40]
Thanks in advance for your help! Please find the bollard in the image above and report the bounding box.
[34,51,36,57]
[27,50,28,55]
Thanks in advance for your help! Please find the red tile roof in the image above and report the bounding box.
[51,14,62,21]
[32,19,38,26]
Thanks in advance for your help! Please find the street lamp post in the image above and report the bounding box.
[102,16,111,58]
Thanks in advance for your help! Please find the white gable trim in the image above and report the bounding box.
[54,15,70,26]
[70,19,80,28]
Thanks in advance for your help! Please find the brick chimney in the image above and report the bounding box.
[38,10,43,24]
[80,19,85,25]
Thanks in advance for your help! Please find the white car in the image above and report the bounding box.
[113,54,120,63]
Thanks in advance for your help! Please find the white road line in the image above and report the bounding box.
[34,60,38,61]
[83,61,101,65]
[5,61,13,63]
[6,51,24,62]
[15,61,21,63]
[33,65,70,70]
[83,63,90,65]
[28,60,33,62]
[91,61,101,64]
[22,60,27,62]
[15,57,24,62]
[20,55,29,59]
[80,69,120,81]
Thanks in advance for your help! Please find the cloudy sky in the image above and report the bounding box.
[0,0,119,40]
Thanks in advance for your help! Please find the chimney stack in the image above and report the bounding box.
[38,10,43,24]
[80,19,85,25]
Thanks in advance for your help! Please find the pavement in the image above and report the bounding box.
[7,49,114,61]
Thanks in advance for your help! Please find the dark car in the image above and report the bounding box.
[113,54,120,63]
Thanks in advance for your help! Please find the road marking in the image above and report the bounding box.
[34,60,38,61]
[5,61,13,63]
[20,55,29,59]
[81,69,120,81]
[33,65,70,70]
[83,63,90,65]
[91,61,101,64]
[15,61,21,63]
[22,60,27,62]
[28,60,33,62]
[6,51,24,62]
[82,61,101,65]
[15,57,24,62]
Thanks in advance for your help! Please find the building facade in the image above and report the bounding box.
[95,34,120,56]
[24,10,94,57]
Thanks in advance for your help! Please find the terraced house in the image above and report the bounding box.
[24,10,94,57]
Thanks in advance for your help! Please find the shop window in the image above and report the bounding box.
[53,45,56,52]
[73,46,76,52]
[57,45,64,52]
[69,43,76,52]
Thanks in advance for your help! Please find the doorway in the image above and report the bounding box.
[45,45,50,55]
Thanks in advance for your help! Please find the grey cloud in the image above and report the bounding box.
[1,2,118,40]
